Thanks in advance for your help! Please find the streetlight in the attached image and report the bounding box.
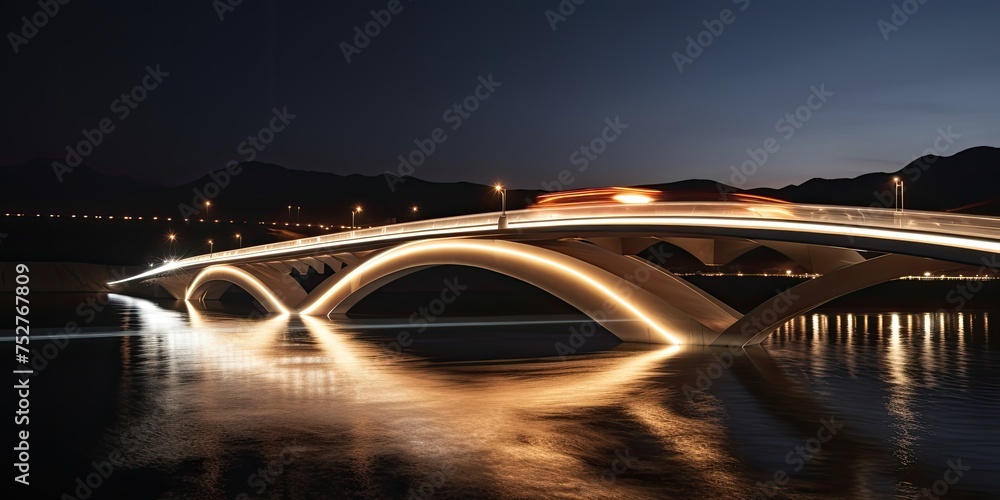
[205,200,212,221]
[235,233,242,249]
[495,184,507,229]
[411,206,419,219]
[351,205,362,229]
[287,205,291,223]
[297,206,301,223]
[208,239,214,257]
[893,177,904,213]
[167,233,177,253]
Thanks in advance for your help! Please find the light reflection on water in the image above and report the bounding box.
[25,295,1000,498]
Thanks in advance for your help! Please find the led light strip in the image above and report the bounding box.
[299,239,683,344]
[509,216,1000,254]
[184,265,291,315]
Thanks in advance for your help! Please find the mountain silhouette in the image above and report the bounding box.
[2,147,998,225]
[746,146,1000,214]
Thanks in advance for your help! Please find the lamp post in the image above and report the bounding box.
[235,233,242,249]
[287,205,291,223]
[352,206,362,229]
[411,206,419,219]
[495,184,507,229]
[208,239,214,257]
[893,177,904,213]
[167,233,176,254]
[205,200,212,221]
[297,206,301,223]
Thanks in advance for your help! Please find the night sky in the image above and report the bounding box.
[3,0,998,189]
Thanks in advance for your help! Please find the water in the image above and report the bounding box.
[8,294,1000,498]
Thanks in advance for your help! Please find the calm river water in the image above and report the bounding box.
[8,294,1000,498]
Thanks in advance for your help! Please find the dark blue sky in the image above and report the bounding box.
[3,0,998,188]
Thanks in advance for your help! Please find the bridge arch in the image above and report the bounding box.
[186,265,291,315]
[712,254,958,346]
[297,238,733,344]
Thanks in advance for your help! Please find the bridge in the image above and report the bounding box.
[109,202,1000,347]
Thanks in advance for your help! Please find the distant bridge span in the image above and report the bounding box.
[110,202,1000,347]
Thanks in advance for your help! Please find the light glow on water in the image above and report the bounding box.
[10,294,1000,498]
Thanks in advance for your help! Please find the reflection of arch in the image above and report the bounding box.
[298,239,732,344]
[186,265,290,315]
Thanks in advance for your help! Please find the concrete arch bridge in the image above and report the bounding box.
[109,202,1000,347]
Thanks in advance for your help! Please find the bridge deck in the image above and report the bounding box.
[110,202,1000,285]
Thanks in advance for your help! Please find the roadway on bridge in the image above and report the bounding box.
[110,202,1000,285]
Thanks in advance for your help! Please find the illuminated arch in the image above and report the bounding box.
[185,265,291,315]
[297,239,732,344]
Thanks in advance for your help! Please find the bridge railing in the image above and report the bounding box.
[176,212,505,265]
[176,202,1000,266]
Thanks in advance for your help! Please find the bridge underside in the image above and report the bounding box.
[147,235,965,347]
